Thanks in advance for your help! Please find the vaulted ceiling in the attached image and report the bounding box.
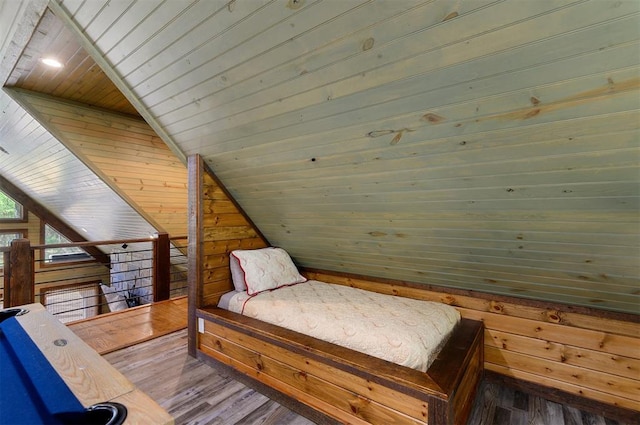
[0,2,187,242]
[1,0,638,313]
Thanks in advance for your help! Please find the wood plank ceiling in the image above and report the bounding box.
[2,7,188,239]
[5,8,137,115]
[1,0,638,313]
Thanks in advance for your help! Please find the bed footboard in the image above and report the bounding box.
[196,307,483,425]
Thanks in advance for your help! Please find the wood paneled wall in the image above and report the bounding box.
[50,0,640,315]
[0,91,159,244]
[304,269,639,415]
[6,89,188,238]
[188,155,267,308]
[189,154,637,418]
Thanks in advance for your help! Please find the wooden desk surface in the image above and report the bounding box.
[12,303,173,425]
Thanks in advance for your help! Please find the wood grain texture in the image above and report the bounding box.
[4,239,34,307]
[104,328,315,425]
[1,1,638,316]
[304,269,640,416]
[69,296,188,354]
[16,303,132,406]
[0,93,160,244]
[40,0,639,315]
[197,307,483,425]
[12,302,173,424]
[101,329,634,425]
[189,155,268,309]
[6,89,188,237]
[5,8,137,115]
[2,1,640,420]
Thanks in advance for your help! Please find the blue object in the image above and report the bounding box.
[0,316,85,424]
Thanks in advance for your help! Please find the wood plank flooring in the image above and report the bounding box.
[103,329,633,425]
[68,296,188,354]
[104,329,313,425]
[466,380,629,425]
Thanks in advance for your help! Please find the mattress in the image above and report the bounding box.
[218,280,460,371]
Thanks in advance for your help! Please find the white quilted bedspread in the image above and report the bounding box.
[225,280,460,371]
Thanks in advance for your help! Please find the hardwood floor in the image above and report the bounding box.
[68,296,188,354]
[103,329,633,425]
[466,381,629,425]
[104,329,314,425]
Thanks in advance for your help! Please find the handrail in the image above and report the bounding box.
[0,235,188,251]
[2,234,189,319]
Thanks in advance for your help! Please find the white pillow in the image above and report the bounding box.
[229,254,247,291]
[231,247,306,295]
[101,284,128,312]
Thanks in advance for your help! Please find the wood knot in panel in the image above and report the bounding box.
[524,108,541,119]
[421,113,445,124]
[390,131,403,145]
[443,11,458,21]
[490,301,504,314]
[295,371,308,381]
[348,396,370,415]
[368,231,387,237]
[441,295,456,305]
[255,355,264,371]
[367,130,395,138]
[362,37,375,51]
[546,310,562,323]
[287,0,304,10]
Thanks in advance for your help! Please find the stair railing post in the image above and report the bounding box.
[2,251,8,306]
[5,238,34,307]
[153,232,170,302]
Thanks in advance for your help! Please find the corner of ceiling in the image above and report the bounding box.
[0,0,49,86]
[47,0,188,166]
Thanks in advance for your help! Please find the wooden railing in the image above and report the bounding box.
[1,234,187,321]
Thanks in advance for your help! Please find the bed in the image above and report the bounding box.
[195,248,484,424]
[218,280,461,372]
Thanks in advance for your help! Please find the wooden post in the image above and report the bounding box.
[5,239,34,307]
[153,232,171,302]
[2,251,8,306]
[187,154,203,357]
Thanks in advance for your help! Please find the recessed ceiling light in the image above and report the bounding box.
[41,57,63,68]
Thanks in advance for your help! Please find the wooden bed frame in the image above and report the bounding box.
[195,306,483,425]
[188,156,484,424]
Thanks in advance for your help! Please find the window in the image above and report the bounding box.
[0,230,26,269]
[42,224,91,264]
[0,191,26,221]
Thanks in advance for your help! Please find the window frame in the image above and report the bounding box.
[39,223,94,268]
[0,191,27,223]
[0,229,27,271]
